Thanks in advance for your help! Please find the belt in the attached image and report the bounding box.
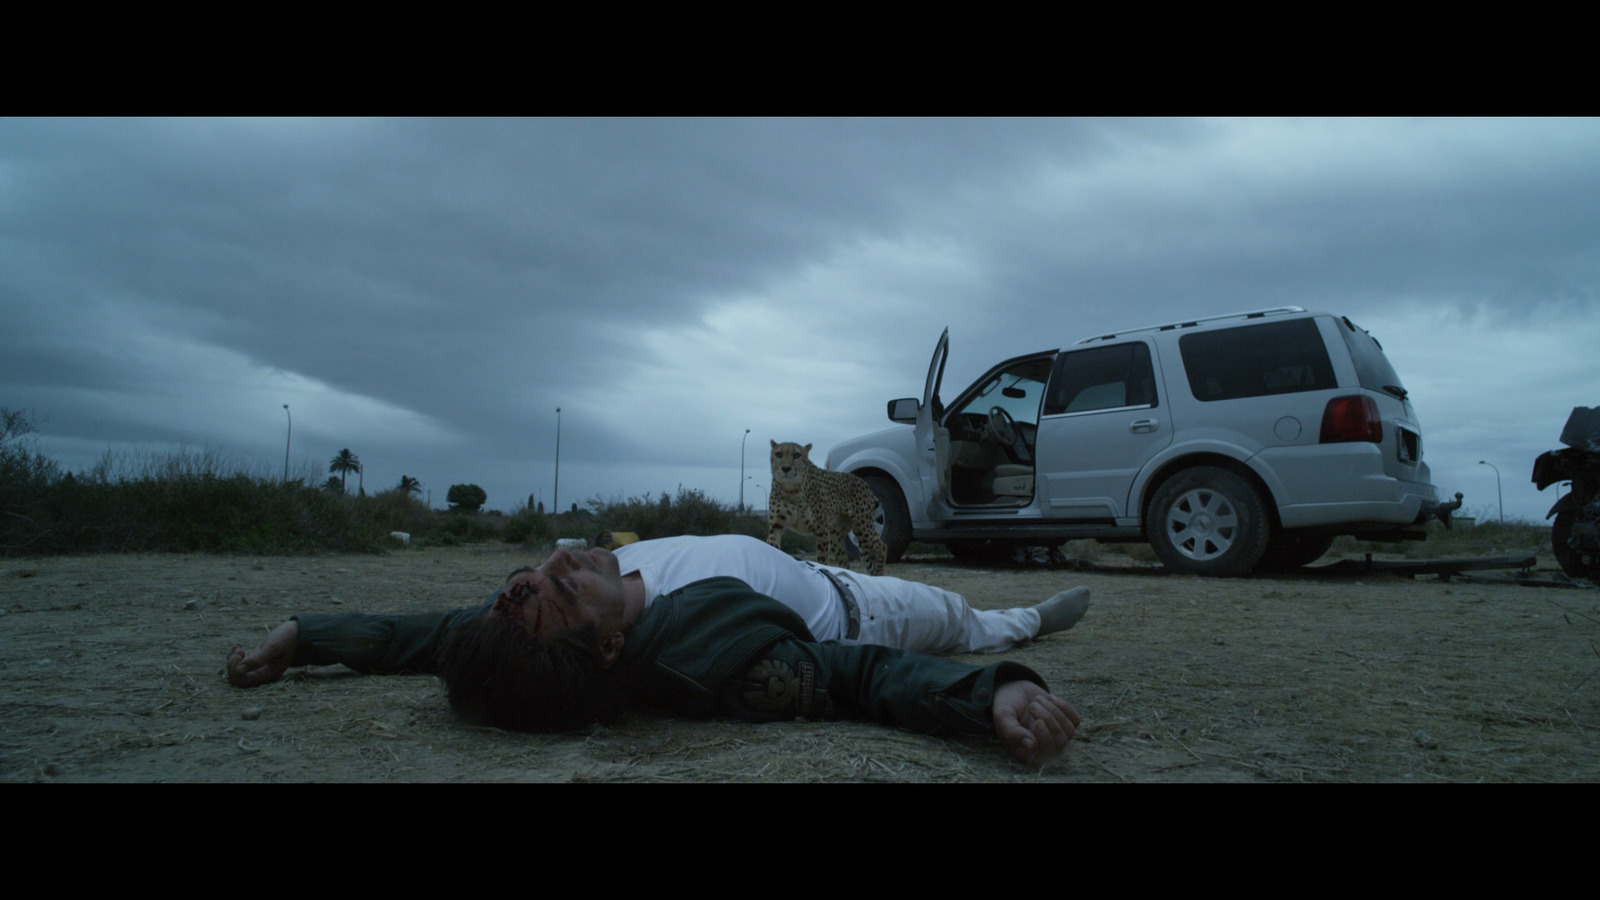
[805,562,861,640]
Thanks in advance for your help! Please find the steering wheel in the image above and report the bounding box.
[987,406,1036,466]
[985,406,1017,445]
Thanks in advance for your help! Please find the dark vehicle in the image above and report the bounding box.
[1532,406,1600,581]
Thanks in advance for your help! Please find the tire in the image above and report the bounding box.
[1551,510,1600,581]
[863,474,912,563]
[1256,530,1336,572]
[1146,466,1270,577]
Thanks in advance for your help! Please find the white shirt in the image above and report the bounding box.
[613,534,849,641]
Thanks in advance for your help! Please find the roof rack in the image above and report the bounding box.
[1074,306,1307,345]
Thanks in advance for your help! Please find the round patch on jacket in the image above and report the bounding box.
[740,658,799,711]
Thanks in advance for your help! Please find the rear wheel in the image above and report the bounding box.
[863,474,911,563]
[1147,467,1270,577]
[1552,510,1600,581]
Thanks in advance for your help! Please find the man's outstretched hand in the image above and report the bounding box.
[226,620,300,688]
[993,680,1080,767]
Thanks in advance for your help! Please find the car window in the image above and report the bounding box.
[1338,316,1407,397]
[953,358,1050,425]
[1179,318,1335,402]
[1043,342,1156,416]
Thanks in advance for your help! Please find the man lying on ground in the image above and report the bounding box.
[226,535,1087,765]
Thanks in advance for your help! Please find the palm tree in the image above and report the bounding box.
[329,448,361,493]
[398,475,421,496]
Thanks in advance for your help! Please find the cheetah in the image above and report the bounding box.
[767,441,888,576]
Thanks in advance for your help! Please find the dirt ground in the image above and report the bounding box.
[3,541,1596,782]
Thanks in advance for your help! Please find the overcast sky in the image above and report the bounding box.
[3,117,1595,525]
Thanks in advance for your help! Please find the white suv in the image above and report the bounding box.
[827,307,1447,576]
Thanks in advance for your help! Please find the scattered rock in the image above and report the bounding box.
[1413,729,1438,749]
[184,598,199,610]
[242,707,263,721]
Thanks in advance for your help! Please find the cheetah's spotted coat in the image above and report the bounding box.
[766,441,888,576]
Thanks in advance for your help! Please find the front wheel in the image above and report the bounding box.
[1146,467,1270,577]
[1552,510,1600,581]
[863,474,912,563]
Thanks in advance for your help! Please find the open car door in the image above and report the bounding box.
[914,329,950,518]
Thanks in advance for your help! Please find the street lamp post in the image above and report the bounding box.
[553,407,562,515]
[1478,460,1503,524]
[740,429,751,511]
[282,404,291,483]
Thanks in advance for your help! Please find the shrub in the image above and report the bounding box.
[437,511,499,542]
[0,407,788,556]
[584,487,766,541]
[447,483,487,512]
[362,488,436,537]
[0,429,396,556]
[1334,516,1551,561]
[0,408,60,484]
[502,507,554,545]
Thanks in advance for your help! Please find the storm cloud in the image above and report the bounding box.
[2,117,1594,521]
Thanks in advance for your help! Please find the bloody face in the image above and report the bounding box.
[489,546,626,643]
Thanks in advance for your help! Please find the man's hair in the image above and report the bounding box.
[439,614,623,732]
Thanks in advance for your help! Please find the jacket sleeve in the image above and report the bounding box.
[714,638,1048,736]
[290,603,488,675]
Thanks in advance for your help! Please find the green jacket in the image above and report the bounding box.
[292,576,1046,737]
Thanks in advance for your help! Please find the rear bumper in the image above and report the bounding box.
[1262,443,1437,531]
[1274,479,1439,530]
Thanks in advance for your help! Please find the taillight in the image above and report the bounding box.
[1320,395,1383,444]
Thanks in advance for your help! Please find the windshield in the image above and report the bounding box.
[952,357,1051,425]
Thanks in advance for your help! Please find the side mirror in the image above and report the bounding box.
[887,398,919,424]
